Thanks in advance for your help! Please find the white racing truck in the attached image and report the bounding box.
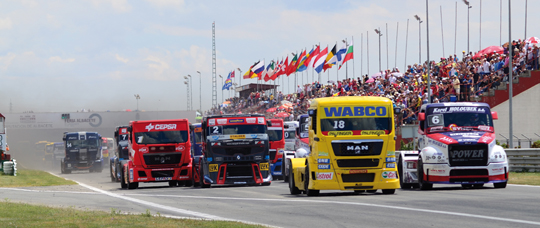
[282,121,298,182]
[397,102,508,190]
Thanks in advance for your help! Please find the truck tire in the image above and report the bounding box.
[417,158,433,190]
[192,166,200,187]
[283,159,289,183]
[288,162,301,195]
[382,189,396,194]
[120,169,127,189]
[304,166,319,196]
[200,167,210,188]
[494,182,507,188]
[262,181,271,186]
[398,156,412,189]
[169,181,178,187]
[127,179,138,189]
[110,165,116,182]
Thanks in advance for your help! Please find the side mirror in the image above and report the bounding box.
[267,120,272,127]
[491,111,498,120]
[308,109,315,117]
[418,113,425,121]
[283,124,289,129]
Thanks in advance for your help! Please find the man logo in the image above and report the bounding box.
[145,124,154,132]
[160,157,165,163]
[237,155,241,160]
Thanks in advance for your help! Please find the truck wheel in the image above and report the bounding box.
[398,156,412,189]
[494,182,507,188]
[127,179,138,189]
[110,165,116,182]
[283,159,289,183]
[169,181,178,187]
[304,166,319,196]
[192,166,200,187]
[184,179,193,187]
[200,167,210,188]
[382,189,396,194]
[288,162,301,195]
[262,181,271,186]
[417,158,433,190]
[120,169,127,189]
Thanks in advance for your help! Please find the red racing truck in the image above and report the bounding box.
[198,114,271,187]
[121,119,193,189]
[268,119,286,180]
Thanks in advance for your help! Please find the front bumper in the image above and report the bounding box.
[129,165,192,183]
[421,162,509,184]
[309,168,400,191]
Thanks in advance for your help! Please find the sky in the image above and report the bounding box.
[0,0,537,113]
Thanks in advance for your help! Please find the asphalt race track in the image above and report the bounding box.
[2,163,540,228]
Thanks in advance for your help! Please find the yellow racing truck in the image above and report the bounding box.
[288,96,399,196]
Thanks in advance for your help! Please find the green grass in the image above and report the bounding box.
[508,172,540,186]
[0,201,261,228]
[0,169,76,187]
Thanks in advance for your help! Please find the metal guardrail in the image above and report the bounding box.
[506,149,540,172]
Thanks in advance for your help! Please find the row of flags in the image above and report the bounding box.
[221,38,354,90]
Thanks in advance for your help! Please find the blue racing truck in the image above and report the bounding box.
[61,131,103,174]
[110,126,130,182]
[190,123,204,186]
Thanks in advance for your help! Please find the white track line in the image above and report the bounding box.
[125,193,540,226]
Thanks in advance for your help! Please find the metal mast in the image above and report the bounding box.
[212,22,218,110]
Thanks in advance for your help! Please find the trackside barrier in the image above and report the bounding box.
[506,149,540,172]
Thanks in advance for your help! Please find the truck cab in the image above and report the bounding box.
[52,142,65,166]
[397,102,508,190]
[282,121,298,182]
[268,119,286,180]
[61,132,103,174]
[199,114,271,187]
[190,123,203,186]
[110,126,129,182]
[295,114,310,151]
[289,96,399,196]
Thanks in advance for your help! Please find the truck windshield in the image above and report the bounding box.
[194,131,202,143]
[268,129,283,142]
[284,130,296,139]
[320,118,392,132]
[426,109,493,132]
[67,139,100,148]
[134,131,188,144]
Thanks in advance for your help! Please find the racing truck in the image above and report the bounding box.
[121,119,193,189]
[268,119,286,180]
[101,137,114,165]
[52,142,65,166]
[296,114,310,151]
[198,114,271,187]
[190,123,203,187]
[289,96,400,196]
[282,121,298,182]
[396,102,508,190]
[0,113,16,176]
[61,132,103,174]
[110,126,129,182]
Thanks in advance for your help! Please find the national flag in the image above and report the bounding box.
[230,70,235,78]
[340,40,354,69]
[267,60,276,79]
[297,48,311,72]
[251,60,265,79]
[275,56,288,77]
[270,59,282,80]
[314,46,329,74]
[222,73,232,90]
[332,92,340,97]
[263,61,275,82]
[336,43,347,66]
[243,62,257,79]
[323,44,337,71]
[306,46,320,70]
[286,53,298,76]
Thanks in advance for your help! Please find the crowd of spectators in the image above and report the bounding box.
[206,39,540,125]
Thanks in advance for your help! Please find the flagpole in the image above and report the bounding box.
[345,38,348,80]
[367,31,370,76]
[352,36,355,79]
[361,33,363,77]
[395,22,399,69]
[405,19,409,72]
[386,23,389,71]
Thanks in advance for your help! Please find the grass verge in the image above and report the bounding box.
[0,169,76,187]
[508,172,540,186]
[0,201,261,228]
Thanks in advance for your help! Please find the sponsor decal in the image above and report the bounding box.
[215,157,223,161]
[139,147,148,153]
[316,172,333,180]
[230,134,246,139]
[138,178,147,181]
[121,128,127,134]
[271,122,281,127]
[429,126,445,132]
[450,150,484,158]
[209,164,218,172]
[478,125,493,131]
[236,155,241,160]
[328,131,352,136]
[274,172,282,175]
[254,156,262,160]
[361,130,386,135]
[207,157,213,162]
[318,159,330,164]
[318,152,329,157]
[349,169,368,174]
[178,176,189,179]
[433,107,486,113]
[347,145,369,151]
[323,106,388,117]
[430,169,445,174]
[209,119,216,126]
[129,169,133,181]
[151,168,174,171]
[246,118,256,123]
[318,165,330,169]
[386,157,396,162]
[176,145,185,151]
[211,142,220,146]
[260,163,269,171]
[386,163,396,168]
[387,151,396,156]
[491,167,504,172]
[265,155,270,160]
[258,117,265,124]
[228,118,245,123]
[211,136,220,141]
[234,182,247,184]
[155,177,172,181]
[428,139,448,148]
[217,119,227,124]
[382,171,397,179]
[145,123,177,132]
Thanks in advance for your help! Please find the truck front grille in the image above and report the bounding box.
[448,144,488,167]
[336,159,379,168]
[331,141,383,156]
[341,173,375,182]
[143,153,182,165]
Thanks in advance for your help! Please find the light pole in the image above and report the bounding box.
[237,68,242,97]
[375,28,383,72]
[463,0,472,53]
[183,81,189,110]
[219,75,223,104]
[414,15,423,64]
[134,94,140,111]
[184,75,191,110]
[197,71,201,112]
[187,75,193,111]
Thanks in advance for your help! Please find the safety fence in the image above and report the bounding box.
[507,149,540,172]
